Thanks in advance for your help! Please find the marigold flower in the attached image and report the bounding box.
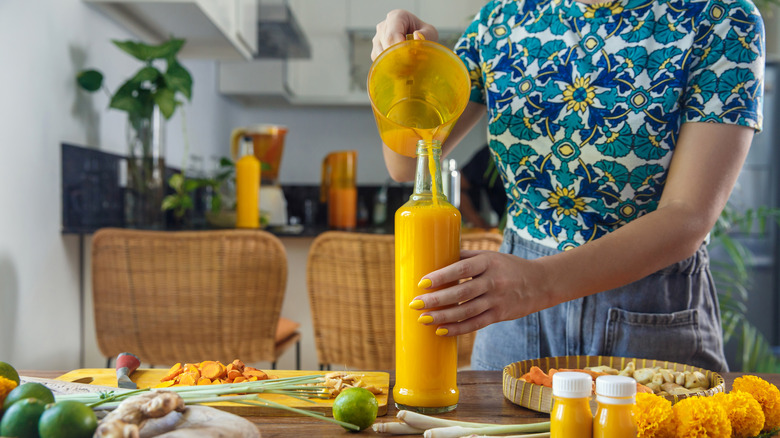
[672,395,731,438]
[733,375,780,432]
[712,391,764,438]
[633,392,676,438]
[0,375,18,406]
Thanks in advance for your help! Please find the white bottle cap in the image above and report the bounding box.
[552,372,593,398]
[595,375,636,404]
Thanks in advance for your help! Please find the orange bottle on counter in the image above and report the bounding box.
[321,150,357,229]
[550,372,593,438]
[593,375,637,438]
[235,137,260,228]
[394,139,460,413]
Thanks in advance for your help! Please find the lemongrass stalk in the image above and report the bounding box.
[372,421,425,434]
[424,426,551,438]
[236,397,360,431]
[398,410,551,431]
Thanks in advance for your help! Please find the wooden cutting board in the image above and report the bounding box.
[56,369,389,417]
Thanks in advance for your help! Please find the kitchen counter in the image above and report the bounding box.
[20,369,780,438]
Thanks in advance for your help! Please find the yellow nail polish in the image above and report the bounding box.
[409,299,425,310]
[417,314,434,324]
[417,278,432,289]
[435,327,449,336]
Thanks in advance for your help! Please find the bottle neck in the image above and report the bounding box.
[412,140,445,201]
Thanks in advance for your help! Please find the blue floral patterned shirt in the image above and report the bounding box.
[455,0,764,251]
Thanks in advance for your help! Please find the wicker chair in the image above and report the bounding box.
[306,230,503,371]
[91,228,301,369]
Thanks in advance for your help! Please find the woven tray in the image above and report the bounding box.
[503,355,725,413]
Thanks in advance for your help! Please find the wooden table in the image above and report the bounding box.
[20,370,780,437]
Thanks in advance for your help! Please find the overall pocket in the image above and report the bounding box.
[604,307,702,364]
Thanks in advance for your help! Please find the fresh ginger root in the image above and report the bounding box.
[94,390,186,438]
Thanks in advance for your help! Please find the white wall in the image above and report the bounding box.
[0,0,232,370]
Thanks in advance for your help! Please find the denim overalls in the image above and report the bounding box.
[470,231,729,372]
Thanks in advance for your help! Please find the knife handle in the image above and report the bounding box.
[116,352,140,379]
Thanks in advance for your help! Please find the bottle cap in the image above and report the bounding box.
[552,372,592,398]
[595,375,636,404]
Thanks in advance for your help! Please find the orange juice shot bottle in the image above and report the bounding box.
[393,139,461,413]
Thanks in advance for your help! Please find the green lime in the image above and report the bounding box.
[1,398,46,438]
[4,382,55,411]
[332,387,378,432]
[38,401,97,438]
[0,361,20,386]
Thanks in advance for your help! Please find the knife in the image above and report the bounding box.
[116,352,140,389]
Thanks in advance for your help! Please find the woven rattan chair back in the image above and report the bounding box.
[306,231,395,371]
[306,230,503,371]
[92,228,289,367]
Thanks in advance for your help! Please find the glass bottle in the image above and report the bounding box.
[235,136,260,229]
[593,375,637,438]
[551,372,593,438]
[393,139,461,414]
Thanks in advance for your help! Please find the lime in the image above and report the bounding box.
[1,397,46,438]
[38,401,97,438]
[4,382,55,411]
[0,361,20,386]
[332,387,378,432]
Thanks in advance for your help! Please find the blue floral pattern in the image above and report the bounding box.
[456,0,764,250]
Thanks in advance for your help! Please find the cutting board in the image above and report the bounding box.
[56,369,389,417]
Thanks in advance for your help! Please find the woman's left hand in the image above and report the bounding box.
[412,249,555,336]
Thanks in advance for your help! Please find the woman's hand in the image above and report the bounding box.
[412,249,556,336]
[371,9,438,60]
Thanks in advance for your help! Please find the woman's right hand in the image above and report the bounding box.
[371,9,438,60]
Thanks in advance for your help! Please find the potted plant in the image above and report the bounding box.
[76,38,193,229]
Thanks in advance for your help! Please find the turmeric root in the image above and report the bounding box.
[94,390,186,438]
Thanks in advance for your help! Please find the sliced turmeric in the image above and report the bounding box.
[201,361,227,380]
[178,373,197,386]
[197,377,212,385]
[242,367,268,380]
[160,363,183,382]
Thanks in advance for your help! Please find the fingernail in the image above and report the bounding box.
[409,299,425,310]
[417,278,432,289]
[417,314,434,324]
[435,327,449,336]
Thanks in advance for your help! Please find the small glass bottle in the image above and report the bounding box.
[235,136,260,229]
[593,375,637,438]
[393,139,461,414]
[550,372,593,438]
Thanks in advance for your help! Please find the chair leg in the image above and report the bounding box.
[295,340,301,370]
[271,361,277,370]
[106,357,111,368]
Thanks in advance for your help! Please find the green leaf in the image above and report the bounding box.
[168,173,185,192]
[112,38,185,62]
[161,195,181,211]
[153,88,178,119]
[165,60,193,100]
[219,157,235,168]
[128,66,161,86]
[109,81,143,115]
[183,178,201,192]
[76,69,104,92]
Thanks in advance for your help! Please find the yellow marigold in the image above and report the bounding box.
[633,392,676,438]
[672,395,732,437]
[733,375,780,432]
[712,391,764,438]
[0,375,18,406]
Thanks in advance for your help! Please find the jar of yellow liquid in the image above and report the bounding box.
[551,372,593,438]
[593,376,637,438]
[394,139,461,414]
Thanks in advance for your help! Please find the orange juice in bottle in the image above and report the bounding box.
[593,376,637,438]
[551,372,593,438]
[394,139,461,413]
[235,136,260,228]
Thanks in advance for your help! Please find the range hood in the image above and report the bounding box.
[256,0,310,59]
